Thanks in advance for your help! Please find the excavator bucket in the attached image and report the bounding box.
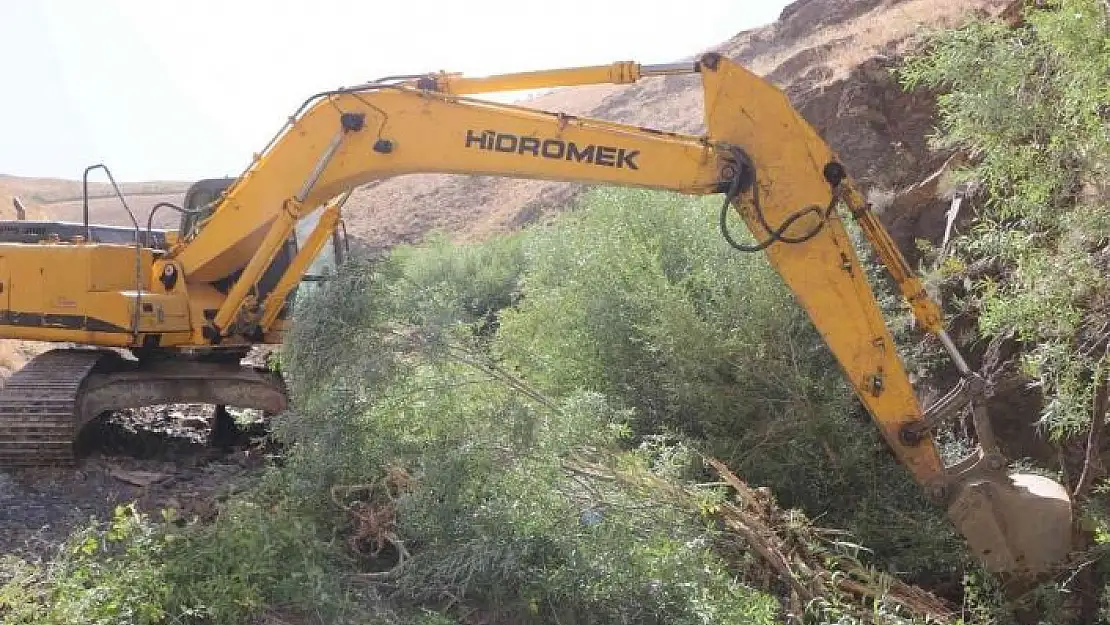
[947,472,1073,574]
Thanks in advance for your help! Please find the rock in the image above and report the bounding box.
[108,467,169,487]
[0,471,19,500]
[181,416,211,430]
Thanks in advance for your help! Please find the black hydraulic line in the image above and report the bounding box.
[146,201,207,242]
[718,150,839,253]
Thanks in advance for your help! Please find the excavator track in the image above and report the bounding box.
[0,348,289,468]
[0,349,111,467]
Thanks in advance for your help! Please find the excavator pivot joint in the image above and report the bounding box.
[340,112,365,132]
[822,161,847,187]
[698,52,721,71]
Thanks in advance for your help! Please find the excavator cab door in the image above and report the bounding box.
[179,178,235,237]
[290,204,345,304]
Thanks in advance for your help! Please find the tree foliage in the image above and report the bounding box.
[899,3,1110,621]
[497,189,958,572]
[900,0,1110,438]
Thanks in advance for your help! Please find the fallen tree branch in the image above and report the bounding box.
[564,454,954,623]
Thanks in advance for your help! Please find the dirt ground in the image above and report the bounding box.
[0,405,272,560]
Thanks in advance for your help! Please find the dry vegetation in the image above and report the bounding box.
[0,175,189,230]
[0,174,187,204]
[43,192,188,230]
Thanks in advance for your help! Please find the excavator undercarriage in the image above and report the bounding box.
[0,347,286,466]
[0,177,294,467]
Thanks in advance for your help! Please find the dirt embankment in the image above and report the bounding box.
[339,0,1011,253]
[4,0,1009,259]
[0,174,189,231]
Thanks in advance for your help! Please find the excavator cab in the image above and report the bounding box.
[179,178,347,306]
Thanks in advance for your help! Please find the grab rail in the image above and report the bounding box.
[81,164,143,343]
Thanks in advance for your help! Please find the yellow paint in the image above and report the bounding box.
[698,56,944,484]
[2,54,958,489]
[427,62,642,94]
[258,194,345,331]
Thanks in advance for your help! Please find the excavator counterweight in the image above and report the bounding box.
[0,52,1073,575]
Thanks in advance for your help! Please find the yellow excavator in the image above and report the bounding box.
[0,53,1074,575]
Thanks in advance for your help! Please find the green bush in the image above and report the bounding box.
[897,1,1110,620]
[496,187,960,575]
[0,499,364,625]
[899,0,1110,440]
[0,505,170,625]
[277,241,786,623]
[0,182,968,623]
[159,495,360,624]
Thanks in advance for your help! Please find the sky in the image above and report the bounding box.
[1,1,791,182]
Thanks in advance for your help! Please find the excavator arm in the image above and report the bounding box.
[161,53,1070,574]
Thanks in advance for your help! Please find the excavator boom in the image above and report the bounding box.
[0,53,1072,574]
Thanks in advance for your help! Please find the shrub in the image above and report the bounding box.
[0,505,170,625]
[899,0,1110,440]
[278,244,786,623]
[495,187,961,576]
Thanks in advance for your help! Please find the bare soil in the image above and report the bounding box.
[0,405,272,559]
[0,175,189,226]
[42,192,188,230]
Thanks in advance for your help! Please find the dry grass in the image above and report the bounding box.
[43,192,188,229]
[0,184,42,220]
[0,175,189,227]
[746,0,1010,81]
[0,174,188,204]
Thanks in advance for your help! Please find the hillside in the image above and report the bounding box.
[0,0,1011,387]
[5,0,1009,256]
[0,0,1015,384]
[0,174,189,229]
[341,0,1012,252]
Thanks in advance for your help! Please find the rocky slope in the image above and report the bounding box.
[340,0,1012,254]
[4,0,1010,260]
